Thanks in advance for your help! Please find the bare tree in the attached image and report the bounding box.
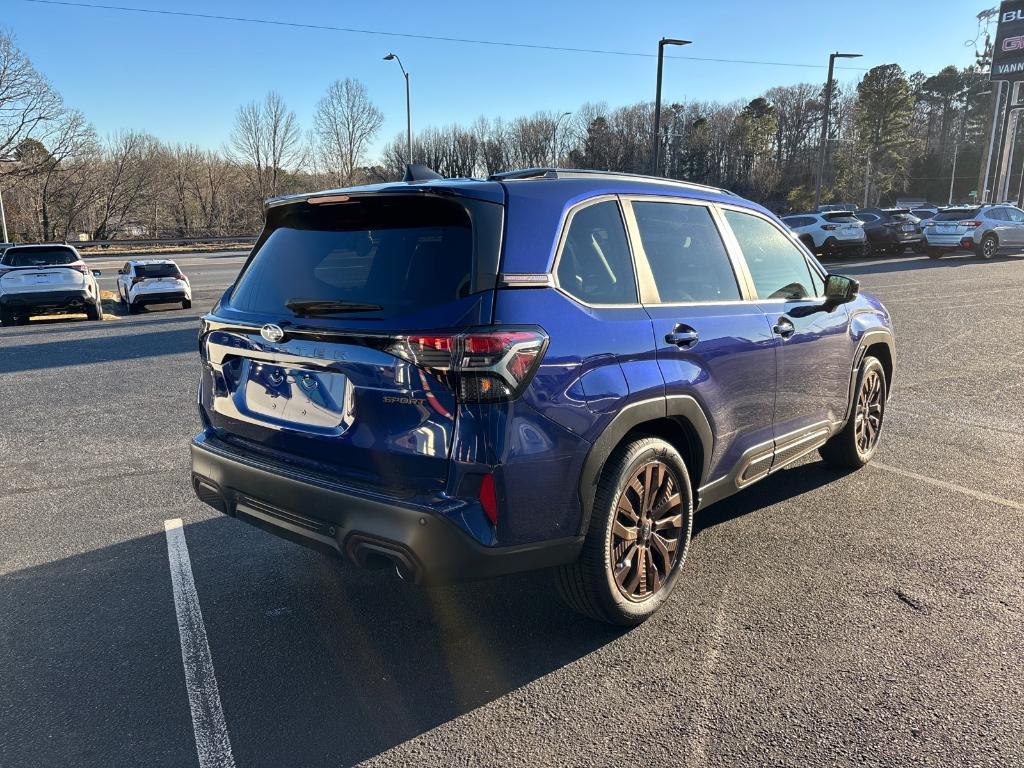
[229,91,303,202]
[92,130,160,240]
[0,30,65,164]
[313,78,384,187]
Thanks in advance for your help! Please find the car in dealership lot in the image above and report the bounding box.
[923,204,1024,258]
[116,258,192,312]
[781,211,867,258]
[0,243,103,325]
[855,208,924,253]
[189,166,895,625]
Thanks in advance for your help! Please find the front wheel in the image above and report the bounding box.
[556,437,694,625]
[820,356,887,469]
[0,308,14,327]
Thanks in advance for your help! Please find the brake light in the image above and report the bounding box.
[387,328,548,403]
[73,264,89,275]
[132,276,145,285]
[176,273,189,283]
[821,224,838,230]
[962,220,982,228]
[478,474,498,525]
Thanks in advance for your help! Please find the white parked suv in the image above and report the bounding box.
[116,259,192,313]
[781,211,868,258]
[0,243,103,326]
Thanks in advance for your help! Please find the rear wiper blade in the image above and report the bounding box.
[285,299,383,315]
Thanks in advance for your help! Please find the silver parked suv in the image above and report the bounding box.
[923,204,1024,259]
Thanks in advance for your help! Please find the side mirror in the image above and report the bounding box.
[825,274,859,305]
[92,270,102,277]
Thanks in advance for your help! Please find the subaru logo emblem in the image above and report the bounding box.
[260,324,285,343]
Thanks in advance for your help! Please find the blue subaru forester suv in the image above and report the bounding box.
[191,167,894,625]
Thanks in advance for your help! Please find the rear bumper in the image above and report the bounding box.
[0,289,91,311]
[189,434,583,583]
[823,237,866,251]
[132,290,188,305]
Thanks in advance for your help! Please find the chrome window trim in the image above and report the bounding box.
[621,194,755,306]
[549,194,645,309]
[714,202,828,301]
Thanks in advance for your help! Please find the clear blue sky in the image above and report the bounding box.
[8,0,985,155]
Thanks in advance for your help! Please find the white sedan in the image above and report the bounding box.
[116,259,192,313]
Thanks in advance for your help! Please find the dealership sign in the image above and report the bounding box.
[993,1,1024,79]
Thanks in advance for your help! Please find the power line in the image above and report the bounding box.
[22,0,871,72]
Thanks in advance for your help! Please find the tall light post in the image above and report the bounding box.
[949,88,991,205]
[651,37,691,176]
[814,51,862,210]
[383,53,412,166]
[550,111,571,166]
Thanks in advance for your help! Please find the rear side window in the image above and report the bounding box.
[556,200,636,305]
[631,201,740,303]
[230,196,496,319]
[822,213,858,223]
[782,216,814,228]
[134,263,180,278]
[1,248,77,267]
[933,208,980,221]
[724,210,822,301]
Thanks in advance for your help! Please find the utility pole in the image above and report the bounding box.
[814,51,862,210]
[651,37,691,176]
[383,53,412,165]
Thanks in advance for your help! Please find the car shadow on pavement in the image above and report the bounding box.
[826,252,1024,277]
[0,326,199,373]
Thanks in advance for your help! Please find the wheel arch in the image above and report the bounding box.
[843,329,895,423]
[576,396,713,536]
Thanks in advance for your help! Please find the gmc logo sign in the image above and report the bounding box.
[1004,34,1024,51]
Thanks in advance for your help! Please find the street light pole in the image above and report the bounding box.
[651,37,691,176]
[550,111,571,166]
[814,51,862,210]
[383,53,412,165]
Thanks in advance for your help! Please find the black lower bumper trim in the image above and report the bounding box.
[190,435,583,583]
[134,291,187,305]
[0,289,91,310]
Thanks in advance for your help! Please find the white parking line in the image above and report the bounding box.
[164,518,237,768]
[872,462,1024,512]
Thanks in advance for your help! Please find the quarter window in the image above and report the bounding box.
[556,200,637,305]
[631,201,741,303]
[724,210,822,301]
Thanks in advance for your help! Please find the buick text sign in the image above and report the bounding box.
[993,0,1024,80]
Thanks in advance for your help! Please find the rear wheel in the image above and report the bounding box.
[819,356,887,469]
[182,299,192,310]
[979,233,998,259]
[0,307,14,327]
[556,437,693,625]
[85,300,103,321]
[927,246,943,259]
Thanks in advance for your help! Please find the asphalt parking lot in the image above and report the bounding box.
[1,249,1022,768]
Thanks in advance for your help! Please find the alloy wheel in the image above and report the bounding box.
[609,460,685,602]
[983,236,997,259]
[854,369,884,454]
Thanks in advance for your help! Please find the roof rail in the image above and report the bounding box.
[487,167,734,196]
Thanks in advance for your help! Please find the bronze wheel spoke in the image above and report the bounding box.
[653,493,681,519]
[612,520,638,541]
[653,512,682,531]
[614,543,639,588]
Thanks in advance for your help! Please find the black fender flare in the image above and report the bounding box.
[576,395,714,536]
[843,328,895,423]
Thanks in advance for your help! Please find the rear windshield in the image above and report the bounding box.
[911,209,935,218]
[1,248,77,267]
[135,263,179,278]
[821,213,858,223]
[230,196,501,320]
[933,208,980,221]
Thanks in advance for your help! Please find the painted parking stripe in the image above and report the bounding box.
[164,518,237,768]
[872,462,1024,512]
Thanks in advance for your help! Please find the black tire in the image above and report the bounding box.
[927,246,943,259]
[555,437,694,626]
[979,234,998,259]
[182,299,192,309]
[0,308,14,327]
[819,356,887,469]
[85,300,103,321]
[127,300,139,314]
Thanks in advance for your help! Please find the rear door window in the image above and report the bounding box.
[723,209,823,300]
[556,199,637,305]
[230,196,498,319]
[631,201,740,303]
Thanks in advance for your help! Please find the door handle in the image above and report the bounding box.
[665,325,699,348]
[772,318,796,339]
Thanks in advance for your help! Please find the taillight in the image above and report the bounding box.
[821,224,838,230]
[387,327,548,403]
[132,276,145,285]
[962,220,982,228]
[73,264,89,275]
[176,273,189,283]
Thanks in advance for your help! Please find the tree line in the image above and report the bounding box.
[0,28,999,243]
